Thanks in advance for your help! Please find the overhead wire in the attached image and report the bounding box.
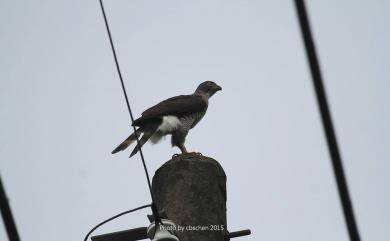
[0,175,21,241]
[294,1,361,240]
[83,204,151,241]
[98,0,161,225]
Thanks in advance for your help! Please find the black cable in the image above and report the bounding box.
[98,0,161,225]
[0,175,21,241]
[83,204,151,241]
[294,1,361,241]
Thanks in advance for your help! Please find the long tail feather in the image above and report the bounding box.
[129,131,154,157]
[111,130,141,154]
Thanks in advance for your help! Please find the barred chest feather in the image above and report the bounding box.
[179,109,207,131]
[156,109,205,133]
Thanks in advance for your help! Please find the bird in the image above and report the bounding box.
[112,81,222,157]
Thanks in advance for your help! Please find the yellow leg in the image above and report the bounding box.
[179,144,188,154]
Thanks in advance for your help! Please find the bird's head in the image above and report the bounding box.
[195,81,222,98]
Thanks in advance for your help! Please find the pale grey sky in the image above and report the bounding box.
[0,1,389,241]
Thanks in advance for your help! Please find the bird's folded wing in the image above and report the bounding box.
[132,95,207,126]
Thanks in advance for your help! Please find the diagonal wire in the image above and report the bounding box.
[294,0,361,240]
[0,175,21,241]
[98,0,161,224]
[83,204,151,241]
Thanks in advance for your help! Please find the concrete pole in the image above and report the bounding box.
[152,153,227,241]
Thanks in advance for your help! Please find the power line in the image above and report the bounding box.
[98,0,161,224]
[294,1,361,241]
[0,175,21,241]
[83,204,151,241]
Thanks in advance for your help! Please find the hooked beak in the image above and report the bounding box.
[213,85,222,91]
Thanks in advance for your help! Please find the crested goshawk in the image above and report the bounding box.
[112,81,222,157]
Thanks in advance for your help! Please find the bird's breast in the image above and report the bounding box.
[180,110,207,131]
